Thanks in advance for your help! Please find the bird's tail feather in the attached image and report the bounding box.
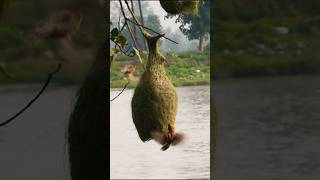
[151,131,185,151]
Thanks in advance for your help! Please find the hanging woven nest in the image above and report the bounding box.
[131,33,184,151]
[160,0,199,15]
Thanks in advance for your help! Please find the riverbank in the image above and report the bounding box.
[213,51,320,78]
[0,50,211,87]
[213,2,320,78]
[3,49,320,87]
[0,59,91,85]
[110,50,210,88]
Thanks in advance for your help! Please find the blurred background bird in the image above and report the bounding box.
[31,8,83,62]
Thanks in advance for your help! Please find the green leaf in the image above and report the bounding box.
[110,55,114,65]
[132,47,143,65]
[111,28,119,37]
[110,48,119,56]
[110,48,120,66]
[115,34,127,48]
[0,65,13,79]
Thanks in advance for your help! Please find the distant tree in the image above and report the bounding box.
[165,0,210,51]
[145,14,162,34]
[160,28,198,52]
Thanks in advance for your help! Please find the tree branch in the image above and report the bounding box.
[126,18,179,44]
[124,0,150,38]
[124,0,178,44]
[136,0,148,50]
[110,36,135,57]
[110,81,129,101]
[119,0,140,49]
[0,63,62,128]
[109,0,179,102]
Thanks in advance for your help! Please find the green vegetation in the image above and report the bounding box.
[0,26,49,61]
[0,50,210,87]
[213,0,320,78]
[0,0,104,84]
[0,0,211,87]
[0,58,91,84]
[166,0,210,51]
[111,50,210,88]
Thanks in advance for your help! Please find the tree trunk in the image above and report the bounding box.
[198,34,204,51]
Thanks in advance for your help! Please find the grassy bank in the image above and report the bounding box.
[213,13,320,78]
[0,59,91,85]
[110,51,210,88]
[0,50,210,87]
[213,50,320,78]
[2,46,320,86]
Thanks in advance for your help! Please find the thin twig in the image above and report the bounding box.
[110,81,129,101]
[114,10,122,49]
[136,0,148,50]
[124,0,150,38]
[0,63,62,127]
[119,0,140,49]
[120,21,126,32]
[124,0,178,44]
[130,0,138,47]
[109,0,178,103]
[118,8,121,30]
[110,36,135,57]
[124,45,131,54]
[126,18,179,44]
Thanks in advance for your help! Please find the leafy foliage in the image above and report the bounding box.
[110,50,210,88]
[213,0,320,51]
[109,26,145,66]
[0,26,48,61]
[213,0,320,21]
[0,63,12,79]
[212,0,320,78]
[165,0,210,50]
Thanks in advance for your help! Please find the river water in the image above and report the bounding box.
[0,85,76,180]
[213,75,320,180]
[1,75,320,179]
[110,85,210,179]
[0,84,210,179]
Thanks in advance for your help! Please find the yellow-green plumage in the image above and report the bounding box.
[131,34,181,150]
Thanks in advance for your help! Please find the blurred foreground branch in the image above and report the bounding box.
[110,81,129,101]
[0,63,62,127]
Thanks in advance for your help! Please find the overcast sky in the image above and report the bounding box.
[147,1,181,31]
